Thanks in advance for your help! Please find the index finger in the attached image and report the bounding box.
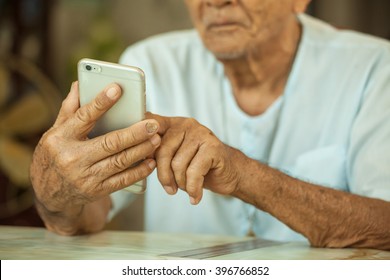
[54,81,80,127]
[145,112,171,135]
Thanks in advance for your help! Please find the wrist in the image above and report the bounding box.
[229,152,267,205]
[226,146,247,197]
[35,198,86,235]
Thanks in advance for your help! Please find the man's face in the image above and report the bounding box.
[184,0,309,59]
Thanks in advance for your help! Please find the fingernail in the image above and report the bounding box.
[150,134,161,146]
[106,87,119,99]
[148,160,156,169]
[164,186,175,195]
[146,122,158,134]
[190,196,197,205]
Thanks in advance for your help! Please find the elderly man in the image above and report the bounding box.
[30,0,390,250]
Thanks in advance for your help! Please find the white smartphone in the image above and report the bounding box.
[78,58,146,194]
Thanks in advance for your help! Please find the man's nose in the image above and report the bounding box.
[205,0,236,8]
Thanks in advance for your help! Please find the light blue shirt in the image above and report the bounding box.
[111,14,390,242]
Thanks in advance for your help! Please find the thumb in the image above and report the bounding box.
[70,83,122,138]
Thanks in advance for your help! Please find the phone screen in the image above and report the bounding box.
[78,58,146,135]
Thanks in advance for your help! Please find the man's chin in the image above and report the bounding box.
[203,39,246,60]
[211,50,245,60]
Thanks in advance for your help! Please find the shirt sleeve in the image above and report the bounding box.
[347,50,390,201]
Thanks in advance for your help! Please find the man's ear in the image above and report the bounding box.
[293,0,312,14]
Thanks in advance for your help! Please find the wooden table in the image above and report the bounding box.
[0,226,389,260]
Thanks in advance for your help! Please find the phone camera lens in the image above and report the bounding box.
[86,65,92,71]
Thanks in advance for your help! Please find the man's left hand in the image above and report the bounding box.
[147,113,243,205]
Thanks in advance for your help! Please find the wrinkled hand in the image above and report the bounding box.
[30,82,161,214]
[147,113,242,205]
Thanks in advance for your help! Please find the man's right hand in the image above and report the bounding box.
[30,82,161,235]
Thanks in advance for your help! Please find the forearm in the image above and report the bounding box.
[35,196,111,236]
[232,153,390,250]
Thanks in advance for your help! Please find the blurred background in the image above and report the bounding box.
[0,0,389,231]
